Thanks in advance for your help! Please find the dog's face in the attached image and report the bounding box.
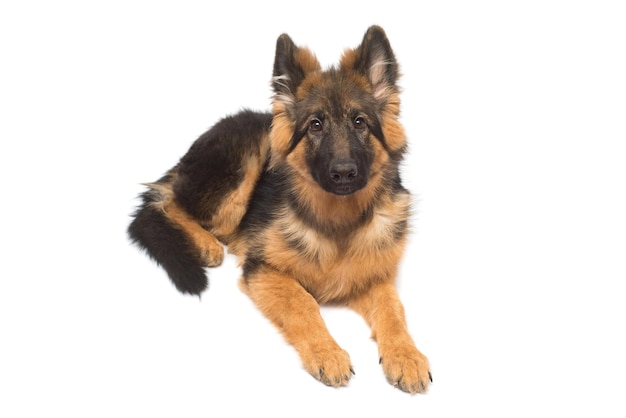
[269,26,406,197]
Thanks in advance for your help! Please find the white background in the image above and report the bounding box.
[1,1,625,416]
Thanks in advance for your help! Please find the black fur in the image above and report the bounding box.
[174,110,272,220]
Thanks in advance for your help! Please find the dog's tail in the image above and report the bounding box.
[127,175,208,295]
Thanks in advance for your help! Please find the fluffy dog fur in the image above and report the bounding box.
[128,26,431,393]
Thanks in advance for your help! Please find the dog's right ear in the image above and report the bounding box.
[269,34,320,166]
[272,34,320,104]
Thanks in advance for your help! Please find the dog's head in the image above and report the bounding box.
[269,26,406,197]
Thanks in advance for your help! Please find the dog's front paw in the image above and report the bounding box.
[300,343,354,387]
[380,344,431,394]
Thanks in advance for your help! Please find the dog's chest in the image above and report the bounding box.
[267,201,408,302]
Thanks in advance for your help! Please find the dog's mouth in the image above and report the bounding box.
[330,185,358,196]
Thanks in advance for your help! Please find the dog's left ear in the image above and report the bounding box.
[341,25,399,102]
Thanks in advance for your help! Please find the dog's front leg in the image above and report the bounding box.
[240,268,354,387]
[350,281,431,394]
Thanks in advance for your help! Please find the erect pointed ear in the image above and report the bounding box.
[341,25,399,102]
[272,33,320,103]
[269,34,320,166]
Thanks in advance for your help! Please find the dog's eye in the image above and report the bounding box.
[309,118,323,132]
[353,116,366,129]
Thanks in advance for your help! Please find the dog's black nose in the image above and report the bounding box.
[329,160,358,184]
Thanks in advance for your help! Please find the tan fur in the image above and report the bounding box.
[268,107,293,165]
[238,188,427,390]
[284,137,390,229]
[210,136,270,242]
[349,281,431,393]
[239,266,353,387]
[294,47,321,74]
[262,219,405,303]
[145,177,223,266]
[380,93,406,152]
[163,198,224,267]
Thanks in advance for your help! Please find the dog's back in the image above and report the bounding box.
[128,110,271,294]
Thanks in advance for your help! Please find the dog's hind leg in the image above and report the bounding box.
[161,197,225,268]
[172,111,272,244]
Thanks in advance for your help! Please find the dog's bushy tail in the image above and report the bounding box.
[127,179,208,296]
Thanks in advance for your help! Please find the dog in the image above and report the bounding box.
[128,25,431,394]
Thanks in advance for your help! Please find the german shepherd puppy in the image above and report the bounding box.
[128,26,431,393]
